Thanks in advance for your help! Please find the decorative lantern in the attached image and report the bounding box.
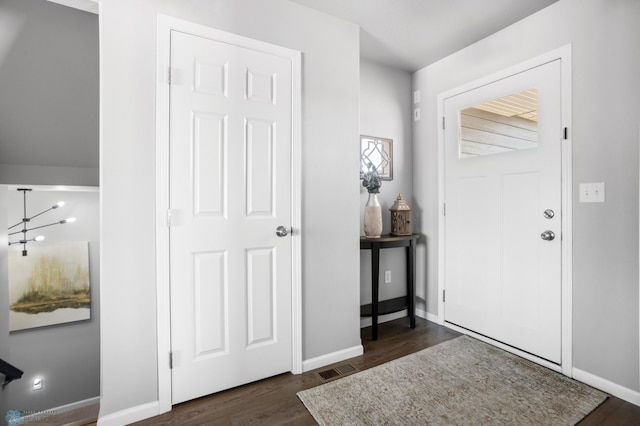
[389,194,411,236]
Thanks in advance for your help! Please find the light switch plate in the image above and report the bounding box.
[579,182,605,203]
[413,90,421,104]
[413,108,421,121]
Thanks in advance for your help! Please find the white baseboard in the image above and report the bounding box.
[416,308,438,323]
[572,367,640,406]
[98,344,364,424]
[97,401,160,426]
[20,396,100,423]
[302,344,364,373]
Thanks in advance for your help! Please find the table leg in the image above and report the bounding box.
[407,240,416,329]
[371,247,380,340]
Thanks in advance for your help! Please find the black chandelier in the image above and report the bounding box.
[8,188,76,256]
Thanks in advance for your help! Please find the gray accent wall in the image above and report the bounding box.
[413,0,640,393]
[100,0,361,420]
[0,187,9,364]
[0,187,100,415]
[0,0,100,415]
[359,60,415,319]
[0,0,99,176]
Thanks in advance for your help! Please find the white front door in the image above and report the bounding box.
[444,59,562,363]
[168,30,294,404]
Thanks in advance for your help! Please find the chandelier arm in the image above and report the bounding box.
[7,189,71,257]
[8,236,41,246]
[22,220,67,233]
[7,221,25,230]
[27,206,58,222]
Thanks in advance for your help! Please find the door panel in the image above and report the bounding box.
[502,172,540,330]
[246,247,276,347]
[169,30,293,404]
[455,176,490,311]
[246,119,275,216]
[444,60,562,363]
[193,112,226,216]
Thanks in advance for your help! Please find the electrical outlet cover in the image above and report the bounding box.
[579,182,605,203]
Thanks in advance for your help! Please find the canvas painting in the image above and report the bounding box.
[9,241,91,332]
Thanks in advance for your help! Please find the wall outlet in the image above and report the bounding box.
[384,270,391,284]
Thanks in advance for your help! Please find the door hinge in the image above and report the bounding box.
[442,203,447,216]
[563,127,568,140]
[167,67,172,85]
[167,209,172,227]
[442,116,445,129]
[169,352,173,369]
[443,289,446,303]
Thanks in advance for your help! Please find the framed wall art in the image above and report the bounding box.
[9,241,91,332]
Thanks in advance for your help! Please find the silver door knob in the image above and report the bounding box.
[540,230,555,241]
[276,226,291,237]
[543,209,555,219]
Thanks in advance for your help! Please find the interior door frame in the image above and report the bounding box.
[437,45,572,375]
[154,15,302,413]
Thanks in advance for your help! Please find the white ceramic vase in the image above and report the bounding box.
[364,193,383,238]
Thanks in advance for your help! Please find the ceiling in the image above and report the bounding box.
[46,0,98,14]
[45,0,562,72]
[288,0,560,71]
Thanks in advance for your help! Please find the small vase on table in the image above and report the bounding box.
[362,166,383,238]
[364,193,383,238]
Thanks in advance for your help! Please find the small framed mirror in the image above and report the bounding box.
[360,135,393,180]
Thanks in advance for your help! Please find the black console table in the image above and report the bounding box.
[360,234,419,340]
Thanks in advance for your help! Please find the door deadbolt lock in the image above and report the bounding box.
[540,230,555,241]
[543,209,555,219]
[275,226,292,237]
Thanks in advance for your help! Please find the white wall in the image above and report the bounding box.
[100,0,361,421]
[413,0,640,394]
[359,60,415,319]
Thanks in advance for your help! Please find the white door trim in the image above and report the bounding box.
[437,45,572,375]
[155,14,302,414]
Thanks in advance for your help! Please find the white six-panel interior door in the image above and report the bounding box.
[166,28,297,404]
[442,58,564,365]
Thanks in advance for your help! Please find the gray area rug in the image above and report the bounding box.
[297,336,607,425]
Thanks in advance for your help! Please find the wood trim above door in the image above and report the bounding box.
[155,14,302,415]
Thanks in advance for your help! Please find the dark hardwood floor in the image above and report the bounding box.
[126,317,640,425]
